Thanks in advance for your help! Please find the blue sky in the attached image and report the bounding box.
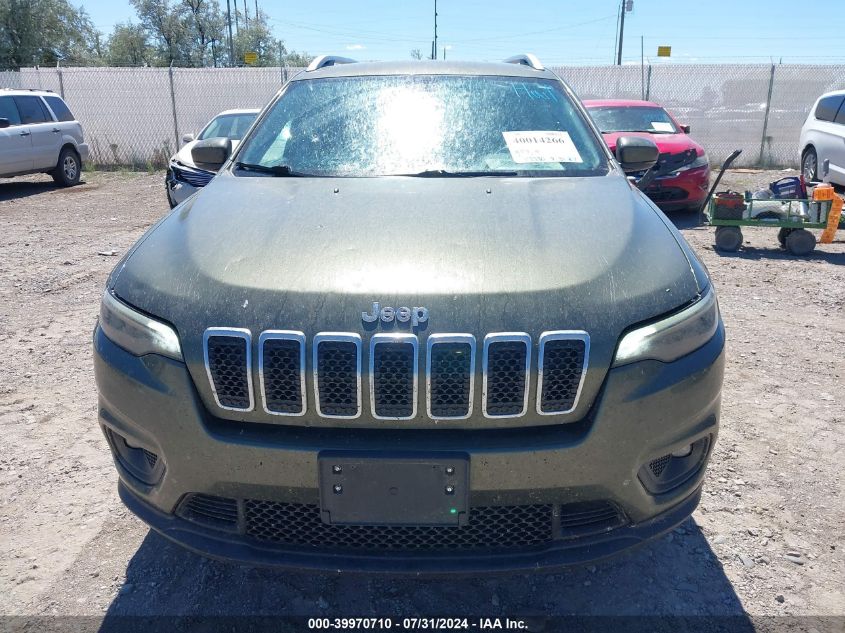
[78,0,845,65]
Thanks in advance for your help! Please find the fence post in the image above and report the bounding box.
[758,64,776,167]
[56,62,65,99]
[645,64,652,101]
[168,64,180,153]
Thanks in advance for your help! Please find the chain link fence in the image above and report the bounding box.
[2,64,843,168]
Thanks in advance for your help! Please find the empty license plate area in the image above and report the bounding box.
[318,452,469,526]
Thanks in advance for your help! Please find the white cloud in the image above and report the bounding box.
[346,44,366,51]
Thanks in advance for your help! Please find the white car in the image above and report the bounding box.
[800,89,845,186]
[165,108,259,207]
[0,89,89,186]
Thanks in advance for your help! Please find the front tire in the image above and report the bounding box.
[801,147,818,183]
[52,147,81,187]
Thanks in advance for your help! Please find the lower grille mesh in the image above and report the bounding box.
[244,500,553,550]
[649,454,671,477]
[179,494,627,552]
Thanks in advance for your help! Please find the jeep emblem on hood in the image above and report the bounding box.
[362,302,429,328]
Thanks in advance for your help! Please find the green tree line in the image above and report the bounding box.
[0,0,313,69]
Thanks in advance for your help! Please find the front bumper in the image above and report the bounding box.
[165,169,200,207]
[76,142,90,161]
[94,323,724,572]
[646,166,710,211]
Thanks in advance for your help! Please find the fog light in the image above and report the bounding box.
[671,444,693,458]
[103,427,164,485]
[638,436,711,495]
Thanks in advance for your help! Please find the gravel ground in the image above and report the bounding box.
[0,170,843,627]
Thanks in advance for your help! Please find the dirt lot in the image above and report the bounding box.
[1,170,843,627]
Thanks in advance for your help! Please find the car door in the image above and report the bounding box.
[811,94,845,182]
[13,95,61,170]
[0,95,33,175]
[829,102,845,184]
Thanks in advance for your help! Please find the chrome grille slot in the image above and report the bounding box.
[537,331,589,415]
[482,333,531,418]
[427,334,475,419]
[203,328,253,411]
[313,333,361,419]
[259,331,306,416]
[370,334,418,419]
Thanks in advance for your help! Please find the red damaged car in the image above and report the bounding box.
[584,99,710,212]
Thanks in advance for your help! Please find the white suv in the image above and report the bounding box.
[0,89,89,186]
[800,89,845,186]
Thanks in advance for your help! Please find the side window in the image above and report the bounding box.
[834,102,845,125]
[0,96,22,126]
[43,96,75,122]
[814,95,844,122]
[13,96,50,124]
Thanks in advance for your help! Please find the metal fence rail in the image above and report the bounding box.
[2,64,843,168]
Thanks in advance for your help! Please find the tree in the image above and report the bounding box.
[0,0,103,68]
[130,0,190,66]
[106,23,151,66]
[410,49,422,60]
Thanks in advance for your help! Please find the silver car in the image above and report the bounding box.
[800,89,845,186]
[165,108,259,207]
[0,89,89,186]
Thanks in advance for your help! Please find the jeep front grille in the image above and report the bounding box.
[201,329,588,421]
[482,333,531,418]
[313,333,362,418]
[203,328,253,411]
[537,331,589,415]
[258,331,306,416]
[370,334,418,419]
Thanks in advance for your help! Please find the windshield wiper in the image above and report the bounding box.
[235,162,312,177]
[402,169,519,178]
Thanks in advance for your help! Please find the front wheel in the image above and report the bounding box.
[52,147,81,187]
[801,147,818,183]
[714,226,743,252]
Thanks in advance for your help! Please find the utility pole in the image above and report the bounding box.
[244,0,249,27]
[234,0,239,35]
[226,0,235,66]
[255,0,259,21]
[433,0,438,60]
[616,0,626,66]
[616,0,633,65]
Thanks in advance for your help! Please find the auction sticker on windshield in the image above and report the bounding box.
[503,131,583,164]
[651,121,674,132]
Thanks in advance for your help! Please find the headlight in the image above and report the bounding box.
[99,290,182,360]
[678,154,709,171]
[613,287,719,367]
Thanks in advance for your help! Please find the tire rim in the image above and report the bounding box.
[63,155,78,180]
[802,153,816,181]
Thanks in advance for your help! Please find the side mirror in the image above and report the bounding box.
[191,137,232,169]
[0,118,9,129]
[615,136,659,173]
[182,133,195,144]
[681,124,691,134]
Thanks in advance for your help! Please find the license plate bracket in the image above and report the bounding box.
[318,452,469,526]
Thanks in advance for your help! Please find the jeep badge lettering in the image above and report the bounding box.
[362,302,429,327]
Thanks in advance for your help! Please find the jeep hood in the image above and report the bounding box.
[111,171,702,426]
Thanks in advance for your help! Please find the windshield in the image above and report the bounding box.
[236,75,608,177]
[199,113,257,141]
[588,105,679,134]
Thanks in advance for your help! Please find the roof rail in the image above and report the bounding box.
[502,54,545,71]
[0,87,54,92]
[306,55,358,72]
